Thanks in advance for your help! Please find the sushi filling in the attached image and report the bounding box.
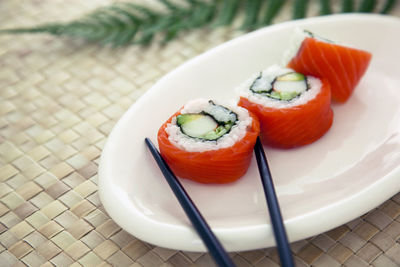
[237,65,322,109]
[166,99,252,152]
[250,72,309,101]
[176,101,237,141]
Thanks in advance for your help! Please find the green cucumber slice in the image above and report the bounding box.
[177,114,218,139]
[176,101,238,141]
[280,91,300,101]
[273,79,307,94]
[250,71,308,101]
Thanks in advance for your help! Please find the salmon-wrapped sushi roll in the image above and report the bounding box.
[285,29,372,103]
[157,99,260,184]
[238,65,333,148]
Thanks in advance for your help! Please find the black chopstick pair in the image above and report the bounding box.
[145,138,234,267]
[145,137,294,267]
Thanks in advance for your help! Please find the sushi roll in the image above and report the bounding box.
[285,29,372,103]
[237,65,333,148]
[157,99,260,183]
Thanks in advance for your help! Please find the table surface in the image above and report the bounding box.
[1,1,400,266]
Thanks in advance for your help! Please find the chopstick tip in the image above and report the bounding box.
[145,137,152,145]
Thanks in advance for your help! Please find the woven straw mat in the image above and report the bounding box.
[1,1,400,266]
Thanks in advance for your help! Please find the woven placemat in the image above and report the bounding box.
[1,1,400,266]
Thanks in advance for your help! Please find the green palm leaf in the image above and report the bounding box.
[0,0,397,47]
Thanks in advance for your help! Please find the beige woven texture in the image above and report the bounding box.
[1,1,400,266]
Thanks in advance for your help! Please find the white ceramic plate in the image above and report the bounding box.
[99,14,400,252]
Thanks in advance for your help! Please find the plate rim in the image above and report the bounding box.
[99,13,400,252]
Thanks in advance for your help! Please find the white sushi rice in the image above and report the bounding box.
[165,99,253,152]
[281,27,350,66]
[281,27,309,66]
[237,64,322,109]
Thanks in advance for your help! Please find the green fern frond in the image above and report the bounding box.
[358,0,377,12]
[212,0,240,27]
[241,0,262,30]
[381,0,397,13]
[0,0,397,47]
[341,0,354,12]
[293,0,309,19]
[261,0,285,26]
[319,0,332,15]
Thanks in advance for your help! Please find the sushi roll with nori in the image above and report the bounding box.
[157,99,260,183]
[237,65,333,148]
[284,29,372,103]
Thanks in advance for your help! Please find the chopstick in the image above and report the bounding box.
[254,137,295,267]
[145,138,235,267]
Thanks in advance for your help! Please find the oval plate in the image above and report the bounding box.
[99,14,400,252]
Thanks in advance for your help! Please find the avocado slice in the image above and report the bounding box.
[276,72,306,82]
[176,114,203,125]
